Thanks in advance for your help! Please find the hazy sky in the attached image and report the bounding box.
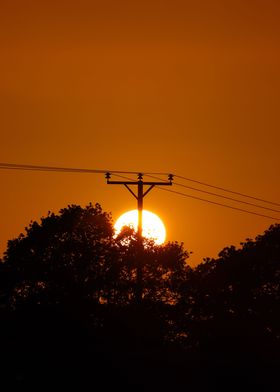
[1,0,280,265]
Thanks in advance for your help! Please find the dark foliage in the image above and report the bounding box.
[171,224,280,390]
[1,204,280,390]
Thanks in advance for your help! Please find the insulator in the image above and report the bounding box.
[105,172,111,180]
[138,173,143,180]
[168,174,174,181]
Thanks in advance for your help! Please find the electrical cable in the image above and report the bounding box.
[110,173,280,221]
[0,162,169,176]
[1,162,279,218]
[145,175,280,213]
[174,173,280,207]
[157,187,280,221]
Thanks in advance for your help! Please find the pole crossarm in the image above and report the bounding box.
[106,180,172,186]
[105,173,173,192]
[105,171,173,184]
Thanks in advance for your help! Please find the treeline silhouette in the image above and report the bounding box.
[0,203,279,390]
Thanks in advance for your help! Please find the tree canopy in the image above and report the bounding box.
[1,203,189,315]
[1,204,280,390]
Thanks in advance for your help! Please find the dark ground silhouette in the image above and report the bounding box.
[1,204,280,390]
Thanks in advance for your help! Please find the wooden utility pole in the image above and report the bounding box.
[105,172,173,303]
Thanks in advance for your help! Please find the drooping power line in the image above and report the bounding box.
[145,175,280,213]
[174,174,280,207]
[0,162,279,221]
[113,173,280,221]
[157,187,280,221]
[0,162,169,176]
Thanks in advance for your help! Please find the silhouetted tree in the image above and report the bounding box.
[2,204,116,310]
[173,225,280,375]
[0,203,191,388]
[1,206,280,389]
[1,203,190,336]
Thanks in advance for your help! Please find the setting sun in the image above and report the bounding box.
[114,209,166,245]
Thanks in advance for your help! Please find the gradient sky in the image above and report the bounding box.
[1,0,280,266]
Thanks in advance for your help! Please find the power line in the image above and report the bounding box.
[174,174,280,207]
[0,162,105,174]
[1,162,279,214]
[111,174,280,221]
[116,173,280,211]
[157,187,280,221]
[145,175,280,213]
[112,173,136,181]
[0,162,170,176]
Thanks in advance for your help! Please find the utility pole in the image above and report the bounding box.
[105,172,173,303]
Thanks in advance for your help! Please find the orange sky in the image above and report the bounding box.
[1,0,280,266]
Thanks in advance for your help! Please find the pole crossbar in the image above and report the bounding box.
[107,181,171,186]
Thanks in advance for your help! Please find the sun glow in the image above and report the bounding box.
[114,209,166,245]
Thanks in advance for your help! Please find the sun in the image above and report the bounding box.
[114,209,166,245]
